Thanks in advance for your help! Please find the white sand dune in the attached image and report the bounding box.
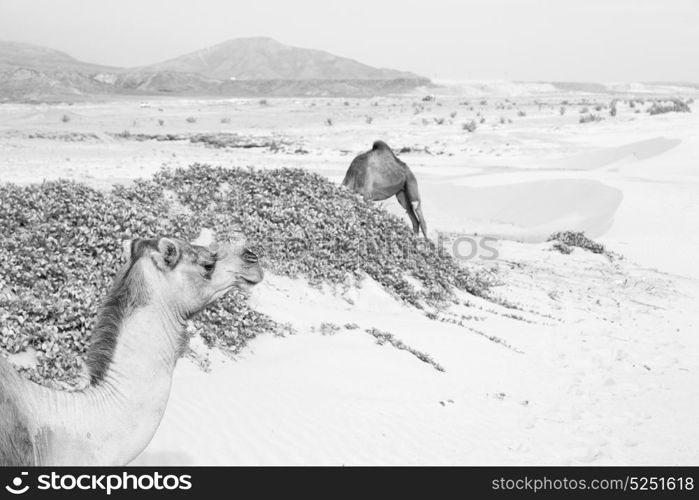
[546,137,681,171]
[136,257,699,465]
[382,178,623,241]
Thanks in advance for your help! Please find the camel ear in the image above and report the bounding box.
[122,239,146,262]
[152,238,181,270]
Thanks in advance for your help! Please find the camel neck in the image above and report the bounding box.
[32,300,185,465]
[93,301,184,390]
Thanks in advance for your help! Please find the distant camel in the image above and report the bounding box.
[0,230,263,465]
[342,140,428,238]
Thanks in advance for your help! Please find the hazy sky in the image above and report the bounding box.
[1,0,697,81]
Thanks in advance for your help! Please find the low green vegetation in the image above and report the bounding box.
[579,113,603,124]
[548,231,606,255]
[0,165,490,386]
[648,99,691,115]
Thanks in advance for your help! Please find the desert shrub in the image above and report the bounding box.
[0,165,490,386]
[325,118,334,126]
[462,120,477,132]
[318,322,341,336]
[479,117,486,124]
[580,107,589,114]
[26,132,98,142]
[185,116,196,123]
[220,117,231,124]
[559,106,566,115]
[365,327,445,372]
[450,111,457,119]
[109,132,282,151]
[110,132,185,142]
[517,110,526,117]
[579,114,603,124]
[158,119,165,126]
[364,115,373,124]
[259,99,268,106]
[60,114,70,123]
[648,99,691,115]
[189,133,282,150]
[551,242,573,254]
[433,117,445,125]
[480,100,487,106]
[547,231,605,254]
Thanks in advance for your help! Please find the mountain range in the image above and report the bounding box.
[0,38,430,100]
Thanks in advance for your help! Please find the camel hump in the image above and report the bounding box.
[372,140,392,152]
[371,139,408,168]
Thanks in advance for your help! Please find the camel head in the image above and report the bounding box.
[123,229,263,318]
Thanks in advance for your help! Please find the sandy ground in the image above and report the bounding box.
[1,84,698,464]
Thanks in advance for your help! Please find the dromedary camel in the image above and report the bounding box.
[342,140,428,238]
[0,230,263,466]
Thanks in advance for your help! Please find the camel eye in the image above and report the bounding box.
[202,262,215,274]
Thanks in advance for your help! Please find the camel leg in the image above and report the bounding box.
[412,201,428,239]
[396,191,420,235]
[405,179,428,239]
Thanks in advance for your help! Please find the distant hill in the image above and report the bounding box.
[0,38,429,100]
[0,40,118,73]
[137,37,422,81]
